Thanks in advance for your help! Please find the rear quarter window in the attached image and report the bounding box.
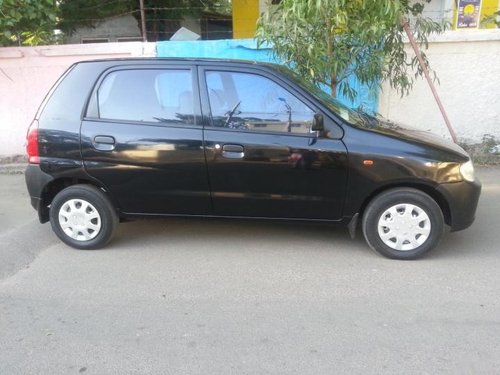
[39,63,100,123]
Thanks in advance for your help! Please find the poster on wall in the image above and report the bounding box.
[456,0,482,29]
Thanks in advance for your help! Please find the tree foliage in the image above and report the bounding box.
[0,0,58,46]
[256,0,448,99]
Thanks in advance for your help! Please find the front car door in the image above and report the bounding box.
[81,64,211,215]
[199,65,348,220]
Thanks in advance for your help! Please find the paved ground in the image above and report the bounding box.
[1,168,499,374]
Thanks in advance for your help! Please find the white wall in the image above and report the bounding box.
[0,42,155,156]
[414,0,455,22]
[378,29,500,143]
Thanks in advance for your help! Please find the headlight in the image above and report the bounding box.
[460,160,475,182]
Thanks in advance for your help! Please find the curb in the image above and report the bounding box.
[0,164,26,175]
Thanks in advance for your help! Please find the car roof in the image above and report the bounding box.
[76,57,280,69]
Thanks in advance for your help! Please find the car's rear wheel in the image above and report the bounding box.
[49,185,118,249]
[362,188,444,260]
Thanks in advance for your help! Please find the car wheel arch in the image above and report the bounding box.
[357,182,451,228]
[39,178,119,223]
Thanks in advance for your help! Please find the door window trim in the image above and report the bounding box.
[84,65,202,129]
[197,65,344,139]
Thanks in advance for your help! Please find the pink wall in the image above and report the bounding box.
[0,42,155,156]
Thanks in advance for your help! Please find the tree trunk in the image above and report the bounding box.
[326,16,336,97]
[330,76,337,98]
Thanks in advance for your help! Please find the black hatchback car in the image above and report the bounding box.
[25,58,481,259]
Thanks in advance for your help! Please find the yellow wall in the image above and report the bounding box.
[232,0,260,38]
[481,0,500,28]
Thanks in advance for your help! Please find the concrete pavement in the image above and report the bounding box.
[0,168,499,374]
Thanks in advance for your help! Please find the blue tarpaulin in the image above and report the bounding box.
[156,39,378,112]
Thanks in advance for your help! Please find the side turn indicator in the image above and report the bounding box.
[363,160,374,166]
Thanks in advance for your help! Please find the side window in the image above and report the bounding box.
[97,69,197,125]
[206,71,314,134]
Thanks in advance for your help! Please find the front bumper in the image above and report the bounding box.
[437,178,481,232]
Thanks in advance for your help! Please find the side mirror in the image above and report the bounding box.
[311,113,324,132]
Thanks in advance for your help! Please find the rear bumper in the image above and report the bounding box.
[25,164,53,223]
[437,179,481,232]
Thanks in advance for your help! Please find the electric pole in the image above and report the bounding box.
[139,0,147,42]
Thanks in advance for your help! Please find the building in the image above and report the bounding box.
[232,0,500,38]
[64,13,231,44]
[64,15,142,44]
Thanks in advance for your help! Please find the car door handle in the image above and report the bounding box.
[221,144,244,159]
[93,135,115,151]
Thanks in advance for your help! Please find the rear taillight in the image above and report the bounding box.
[26,120,40,164]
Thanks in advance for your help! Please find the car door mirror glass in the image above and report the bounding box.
[312,113,324,132]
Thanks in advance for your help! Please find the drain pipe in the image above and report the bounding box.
[401,19,459,144]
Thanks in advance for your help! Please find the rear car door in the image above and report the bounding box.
[199,66,348,220]
[81,64,211,215]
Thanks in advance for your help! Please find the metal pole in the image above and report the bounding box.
[401,19,458,144]
[139,0,147,42]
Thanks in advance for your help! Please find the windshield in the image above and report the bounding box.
[272,65,365,126]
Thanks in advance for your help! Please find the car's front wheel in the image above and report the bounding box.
[49,185,118,249]
[362,188,444,260]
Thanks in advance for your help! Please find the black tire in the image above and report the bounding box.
[362,188,444,260]
[49,184,119,250]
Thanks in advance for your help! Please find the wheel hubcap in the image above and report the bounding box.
[377,203,431,251]
[58,199,101,241]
